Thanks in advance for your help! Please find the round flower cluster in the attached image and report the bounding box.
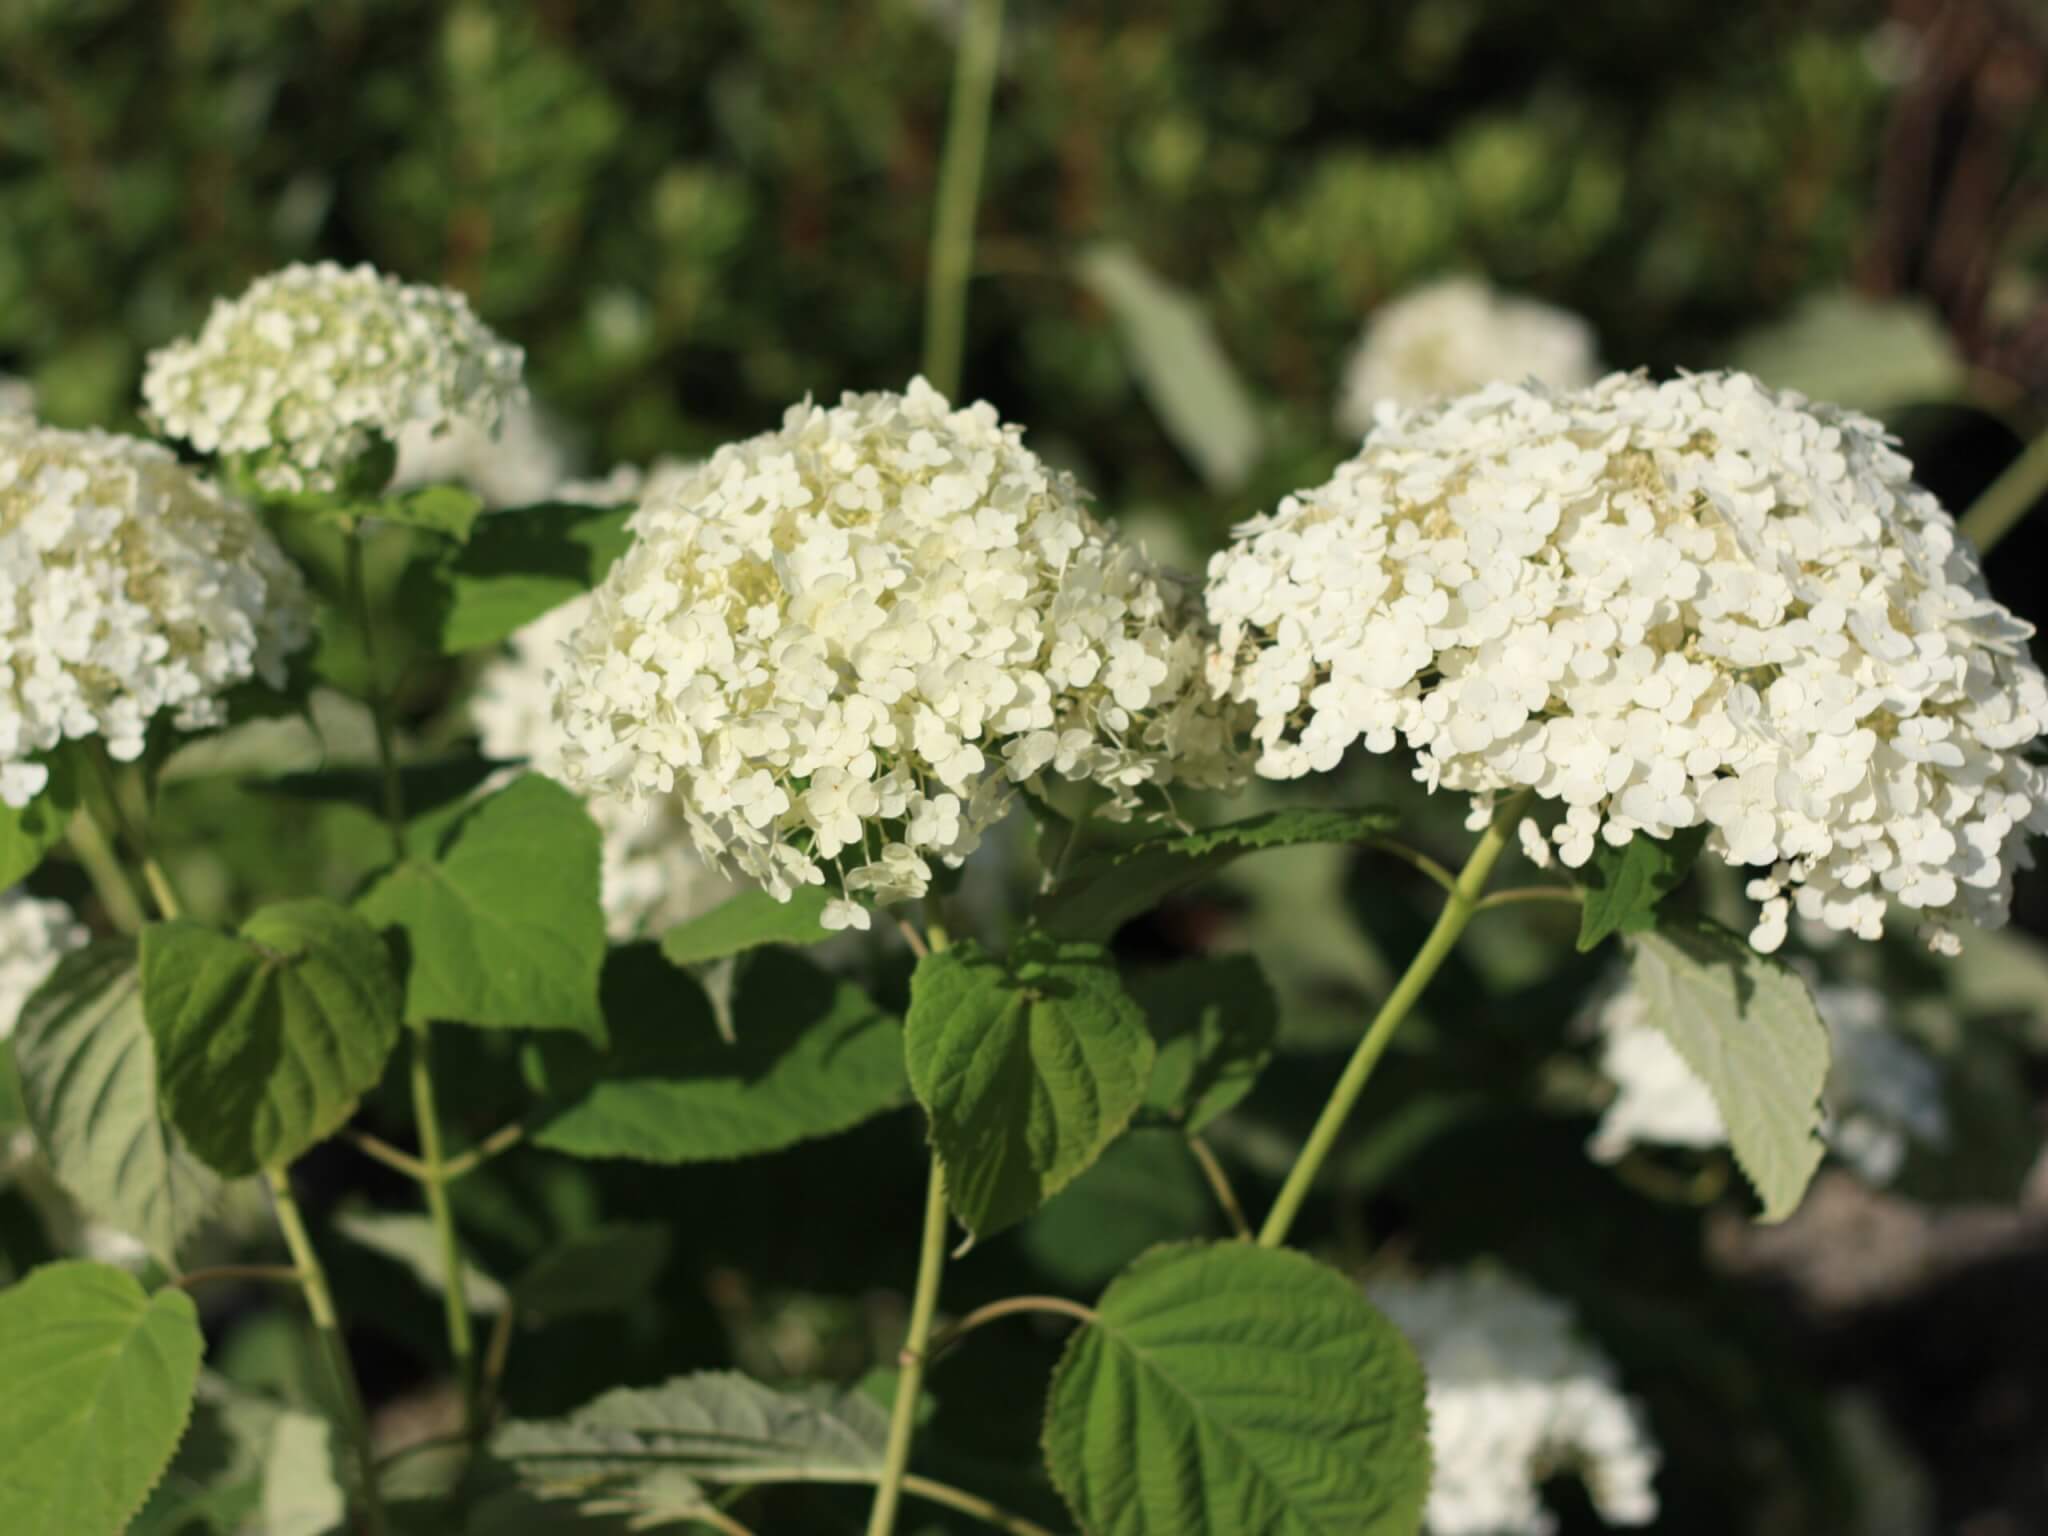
[1369,1267,1659,1536]
[474,458,732,939]
[0,888,87,1040]
[1586,973,1947,1186]
[1208,371,2048,952]
[142,262,526,495]
[1336,277,1601,437]
[0,419,314,807]
[552,378,1245,930]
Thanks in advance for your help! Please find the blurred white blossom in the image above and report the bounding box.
[0,419,314,806]
[1336,277,1601,436]
[392,395,571,509]
[143,261,525,495]
[1586,975,1948,1184]
[1208,371,2048,952]
[0,375,33,418]
[1370,1266,1659,1535]
[551,378,1245,927]
[0,888,87,1039]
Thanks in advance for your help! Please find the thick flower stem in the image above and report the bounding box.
[864,1156,951,1536]
[409,1027,477,1426]
[344,528,406,863]
[64,807,146,935]
[922,0,1005,398]
[1959,427,2048,557]
[267,1166,388,1536]
[1259,793,1529,1249]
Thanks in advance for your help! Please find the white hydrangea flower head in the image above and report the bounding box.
[0,420,315,807]
[1584,973,1948,1184]
[0,375,33,418]
[1370,1267,1659,1536]
[142,261,526,495]
[1209,371,2048,953]
[552,378,1246,925]
[1336,277,1601,437]
[392,394,570,509]
[0,888,88,1040]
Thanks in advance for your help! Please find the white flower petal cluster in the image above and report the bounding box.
[1371,1267,1659,1536]
[142,261,526,495]
[1209,371,2048,952]
[0,375,33,419]
[474,591,732,940]
[392,395,570,510]
[552,378,1245,927]
[1337,277,1601,437]
[1585,974,1948,1184]
[0,420,314,806]
[0,888,87,1040]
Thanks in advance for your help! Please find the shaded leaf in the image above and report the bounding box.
[254,756,502,859]
[514,1224,672,1321]
[1577,824,1707,952]
[1020,1131,1216,1291]
[417,501,634,654]
[659,886,834,969]
[332,1207,510,1314]
[1131,954,1279,1131]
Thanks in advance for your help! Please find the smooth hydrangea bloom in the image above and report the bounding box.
[0,888,87,1039]
[552,379,1244,928]
[0,420,314,806]
[142,261,526,495]
[1586,975,1947,1185]
[1372,1267,1659,1536]
[1336,277,1600,437]
[1210,372,2048,952]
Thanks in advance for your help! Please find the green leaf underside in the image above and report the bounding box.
[1131,954,1279,1132]
[1728,290,1965,414]
[1037,806,1399,941]
[0,1261,205,1536]
[904,935,1154,1238]
[1577,824,1708,952]
[1043,1242,1431,1536]
[259,1409,348,1536]
[658,886,834,968]
[534,945,906,1163]
[1075,242,1264,491]
[143,900,404,1176]
[1628,917,1831,1222]
[0,751,79,889]
[424,501,634,653]
[491,1371,887,1514]
[333,1207,511,1314]
[356,774,607,1037]
[514,1224,673,1321]
[13,941,226,1265]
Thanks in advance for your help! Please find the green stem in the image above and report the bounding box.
[1258,792,1529,1249]
[267,1167,388,1535]
[345,528,407,862]
[77,746,185,921]
[409,1028,477,1427]
[921,0,1005,398]
[1958,429,2048,556]
[64,808,146,935]
[898,1475,1062,1536]
[864,1157,951,1536]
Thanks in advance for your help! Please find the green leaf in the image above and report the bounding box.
[1727,290,1966,415]
[332,1207,510,1314]
[12,941,226,1265]
[0,751,79,889]
[1576,824,1708,952]
[0,1261,206,1536]
[377,483,487,543]
[1131,954,1279,1132]
[142,899,405,1176]
[1043,1242,1430,1536]
[1020,1131,1216,1291]
[513,1223,672,1322]
[356,775,606,1037]
[905,934,1154,1238]
[491,1371,887,1515]
[418,501,634,654]
[658,886,834,968]
[1628,918,1831,1222]
[1076,242,1264,490]
[534,945,906,1163]
[1038,806,1398,941]
[255,755,502,859]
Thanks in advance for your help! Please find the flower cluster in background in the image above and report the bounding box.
[0,888,86,1039]
[551,378,1246,929]
[1370,1266,1660,1535]
[1335,277,1602,435]
[141,261,526,495]
[392,395,572,510]
[1207,371,2048,952]
[0,419,314,807]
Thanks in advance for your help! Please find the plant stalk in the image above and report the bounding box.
[1959,427,2048,557]
[921,0,1005,398]
[864,1157,951,1536]
[344,528,407,862]
[1258,792,1528,1248]
[64,807,146,935]
[267,1167,389,1535]
[409,1027,478,1425]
